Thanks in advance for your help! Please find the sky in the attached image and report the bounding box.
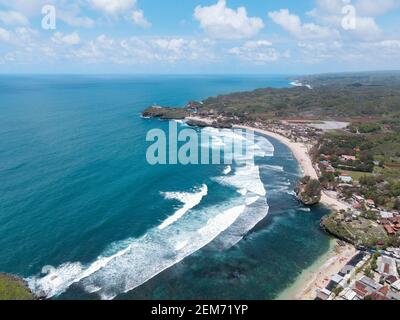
[0,0,400,74]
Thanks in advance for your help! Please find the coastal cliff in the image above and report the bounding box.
[0,273,35,300]
[142,106,232,128]
[142,106,188,120]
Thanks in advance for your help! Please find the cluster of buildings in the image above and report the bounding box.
[380,216,400,236]
[318,153,361,184]
[351,194,376,211]
[249,120,322,145]
[317,250,400,300]
[348,194,400,236]
[349,194,400,234]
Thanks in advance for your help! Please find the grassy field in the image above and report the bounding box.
[0,273,34,300]
[374,166,400,180]
[339,170,374,181]
[322,214,389,248]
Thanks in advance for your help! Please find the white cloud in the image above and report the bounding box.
[0,1,95,28]
[194,0,264,39]
[378,39,400,48]
[308,0,383,41]
[268,9,338,40]
[131,9,151,28]
[66,36,215,64]
[0,27,11,42]
[58,5,95,28]
[88,0,136,15]
[88,0,151,28]
[52,32,81,45]
[351,16,382,41]
[355,0,400,16]
[309,0,398,17]
[229,40,280,63]
[0,10,29,25]
[0,0,46,16]
[242,40,273,48]
[151,38,185,54]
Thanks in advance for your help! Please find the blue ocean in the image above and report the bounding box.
[0,75,331,299]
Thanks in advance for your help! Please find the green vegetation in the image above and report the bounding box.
[358,175,400,209]
[332,286,343,296]
[364,266,372,278]
[321,212,389,248]
[195,73,400,120]
[349,122,381,133]
[142,106,188,120]
[314,118,400,209]
[0,273,34,300]
[317,134,375,172]
[370,253,380,271]
[143,72,400,123]
[339,170,374,182]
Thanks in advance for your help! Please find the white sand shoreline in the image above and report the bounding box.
[277,240,356,300]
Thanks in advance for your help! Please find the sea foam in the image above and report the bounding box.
[159,184,208,230]
[28,195,246,299]
[27,128,276,300]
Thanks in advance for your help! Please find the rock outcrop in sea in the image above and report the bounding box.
[295,176,322,206]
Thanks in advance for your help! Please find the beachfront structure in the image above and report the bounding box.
[338,175,353,183]
[340,155,357,162]
[380,211,394,219]
[340,288,359,300]
[366,199,376,208]
[316,288,331,300]
[377,256,399,278]
[392,280,400,291]
[352,195,365,202]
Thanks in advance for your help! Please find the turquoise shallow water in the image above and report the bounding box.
[0,75,331,299]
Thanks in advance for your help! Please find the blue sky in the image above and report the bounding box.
[0,0,400,74]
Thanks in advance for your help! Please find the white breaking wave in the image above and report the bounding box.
[290,80,313,90]
[27,197,246,300]
[209,129,274,249]
[223,166,232,175]
[27,128,276,300]
[245,196,260,206]
[217,164,266,197]
[159,184,208,230]
[212,196,269,249]
[212,129,273,197]
[260,164,284,172]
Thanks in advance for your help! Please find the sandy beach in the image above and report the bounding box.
[277,240,357,300]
